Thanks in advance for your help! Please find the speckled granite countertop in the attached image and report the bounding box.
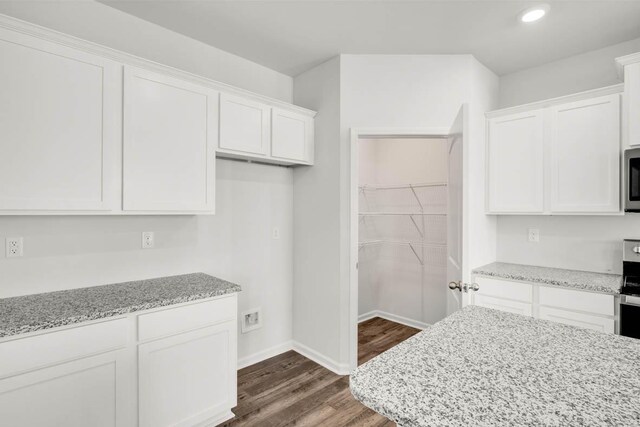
[472,262,622,294]
[350,306,640,427]
[0,273,241,338]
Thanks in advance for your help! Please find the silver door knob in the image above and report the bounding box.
[448,281,462,291]
[468,283,480,292]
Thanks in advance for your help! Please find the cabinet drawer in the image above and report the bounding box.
[138,296,236,342]
[539,306,614,333]
[0,318,128,378]
[538,286,614,316]
[473,294,533,317]
[475,276,533,302]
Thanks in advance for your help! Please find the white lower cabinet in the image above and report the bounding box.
[0,294,238,427]
[472,276,616,333]
[138,322,237,427]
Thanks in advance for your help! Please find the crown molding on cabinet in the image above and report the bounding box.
[0,13,316,118]
[616,52,640,79]
[486,84,624,119]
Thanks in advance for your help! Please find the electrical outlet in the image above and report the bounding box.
[528,228,540,243]
[241,308,263,333]
[6,237,23,258]
[272,227,280,239]
[142,232,154,249]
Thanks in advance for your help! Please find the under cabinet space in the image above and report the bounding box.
[271,108,314,164]
[123,66,218,213]
[0,28,121,213]
[219,93,271,157]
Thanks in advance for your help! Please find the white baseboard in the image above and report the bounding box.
[237,340,293,370]
[292,341,351,375]
[358,310,430,330]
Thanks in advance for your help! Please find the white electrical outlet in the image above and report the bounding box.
[272,227,280,239]
[528,228,540,243]
[142,232,154,249]
[6,237,23,258]
[241,308,263,333]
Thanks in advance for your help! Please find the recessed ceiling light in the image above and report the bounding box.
[519,4,550,23]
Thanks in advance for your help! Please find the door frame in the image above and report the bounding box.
[349,127,454,371]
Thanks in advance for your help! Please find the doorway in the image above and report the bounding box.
[349,106,467,370]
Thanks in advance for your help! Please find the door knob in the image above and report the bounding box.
[448,281,462,291]
[468,283,480,292]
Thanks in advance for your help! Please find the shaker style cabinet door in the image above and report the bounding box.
[271,108,314,163]
[138,322,237,427]
[123,66,217,212]
[487,110,545,213]
[0,28,120,212]
[219,93,271,156]
[548,94,621,213]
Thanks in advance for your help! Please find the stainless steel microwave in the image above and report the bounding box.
[626,147,640,212]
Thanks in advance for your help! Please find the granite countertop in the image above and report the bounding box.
[350,306,640,427]
[472,262,622,294]
[0,273,241,338]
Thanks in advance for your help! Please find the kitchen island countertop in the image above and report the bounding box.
[350,305,640,427]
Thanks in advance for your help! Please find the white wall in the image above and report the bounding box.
[0,0,292,102]
[292,57,343,368]
[495,38,640,274]
[0,3,295,363]
[499,36,640,108]
[358,138,448,326]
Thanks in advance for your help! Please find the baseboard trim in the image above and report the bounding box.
[358,310,430,330]
[292,341,351,376]
[237,341,293,370]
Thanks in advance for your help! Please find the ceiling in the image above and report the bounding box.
[100,0,640,77]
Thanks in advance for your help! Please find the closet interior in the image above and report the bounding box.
[358,137,449,330]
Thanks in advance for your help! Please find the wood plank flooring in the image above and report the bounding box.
[219,317,420,427]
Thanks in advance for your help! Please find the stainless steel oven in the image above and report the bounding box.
[621,240,640,338]
[625,148,640,212]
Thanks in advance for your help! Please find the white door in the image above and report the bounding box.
[487,110,545,213]
[0,350,130,427]
[548,94,620,213]
[271,108,313,163]
[138,322,236,427]
[219,93,270,156]
[0,28,120,212]
[446,105,466,316]
[123,66,217,212]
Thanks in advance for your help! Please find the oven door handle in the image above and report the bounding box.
[621,295,640,307]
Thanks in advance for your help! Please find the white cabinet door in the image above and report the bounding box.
[548,94,621,213]
[624,62,640,147]
[538,306,615,334]
[123,66,217,212]
[0,350,131,427]
[271,108,314,163]
[487,111,545,213]
[219,93,270,156]
[138,321,237,427]
[0,28,120,212]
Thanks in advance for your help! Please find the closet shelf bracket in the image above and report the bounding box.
[409,215,424,238]
[407,242,424,266]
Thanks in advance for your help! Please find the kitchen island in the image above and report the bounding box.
[350,306,640,426]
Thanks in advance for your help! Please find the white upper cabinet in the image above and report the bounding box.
[617,54,640,147]
[486,86,622,215]
[487,111,545,213]
[271,108,314,164]
[123,66,217,213]
[548,95,620,213]
[219,93,271,156]
[0,28,120,212]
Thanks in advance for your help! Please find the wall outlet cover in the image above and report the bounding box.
[241,307,263,333]
[5,237,24,258]
[142,231,154,249]
[528,228,540,243]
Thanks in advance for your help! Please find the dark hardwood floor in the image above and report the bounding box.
[219,317,420,427]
